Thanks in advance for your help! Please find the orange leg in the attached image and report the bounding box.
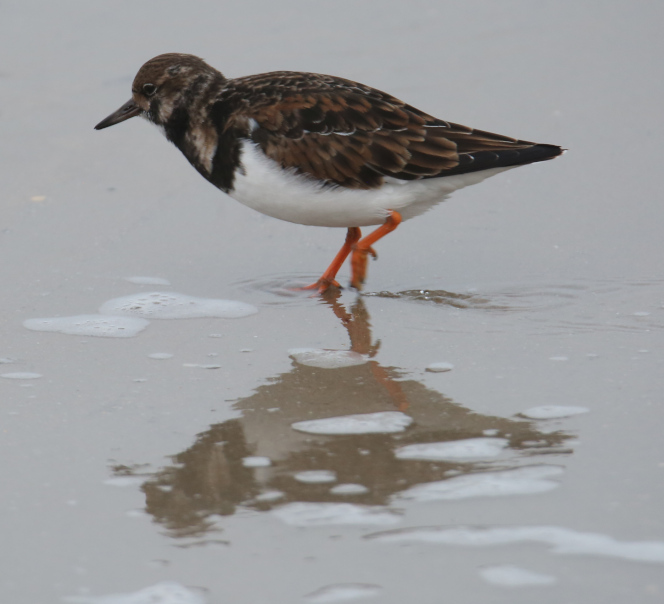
[350,211,402,290]
[300,227,362,292]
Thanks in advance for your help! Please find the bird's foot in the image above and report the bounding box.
[350,246,377,290]
[294,278,343,293]
[350,209,402,290]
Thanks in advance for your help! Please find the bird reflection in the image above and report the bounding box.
[115,290,571,538]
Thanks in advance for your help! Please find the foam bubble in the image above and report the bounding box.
[303,583,382,602]
[289,348,368,369]
[396,465,563,502]
[395,438,508,461]
[273,502,400,527]
[1,372,42,380]
[294,470,337,483]
[103,476,144,488]
[292,412,412,435]
[125,276,171,286]
[125,509,148,519]
[330,484,370,496]
[255,490,285,502]
[479,565,556,587]
[242,456,272,468]
[62,581,206,604]
[24,315,149,338]
[99,292,257,319]
[520,406,589,419]
[425,362,454,373]
[367,525,664,563]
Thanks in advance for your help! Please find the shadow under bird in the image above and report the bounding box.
[95,53,563,291]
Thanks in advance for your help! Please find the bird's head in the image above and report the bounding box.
[95,53,222,130]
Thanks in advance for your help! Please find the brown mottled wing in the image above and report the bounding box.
[226,72,562,189]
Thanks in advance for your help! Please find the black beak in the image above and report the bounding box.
[94,99,142,130]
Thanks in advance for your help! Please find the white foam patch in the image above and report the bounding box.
[255,490,285,502]
[294,470,337,483]
[368,525,664,563]
[425,362,454,373]
[24,315,149,338]
[148,352,173,360]
[1,372,42,380]
[395,438,508,461]
[242,456,271,468]
[396,465,563,502]
[63,581,206,604]
[125,509,148,519]
[289,348,368,369]
[125,276,172,286]
[272,502,400,527]
[103,476,144,488]
[292,412,412,435]
[331,484,370,495]
[99,292,257,319]
[303,583,382,603]
[521,406,590,419]
[479,565,556,587]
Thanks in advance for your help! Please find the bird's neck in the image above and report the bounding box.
[151,73,249,193]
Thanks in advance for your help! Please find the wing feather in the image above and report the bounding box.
[222,72,562,189]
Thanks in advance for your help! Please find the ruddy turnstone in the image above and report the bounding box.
[95,53,563,291]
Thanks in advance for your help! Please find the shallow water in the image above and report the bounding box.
[2,1,664,602]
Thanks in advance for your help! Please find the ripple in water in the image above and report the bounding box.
[367,279,664,335]
[365,289,491,309]
[234,273,327,302]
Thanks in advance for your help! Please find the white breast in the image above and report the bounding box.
[229,140,511,228]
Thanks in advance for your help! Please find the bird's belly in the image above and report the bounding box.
[229,140,511,228]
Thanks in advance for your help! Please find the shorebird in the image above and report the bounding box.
[96,53,562,291]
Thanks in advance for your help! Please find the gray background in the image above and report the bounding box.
[1,1,663,602]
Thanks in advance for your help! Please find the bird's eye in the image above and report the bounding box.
[142,83,157,96]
